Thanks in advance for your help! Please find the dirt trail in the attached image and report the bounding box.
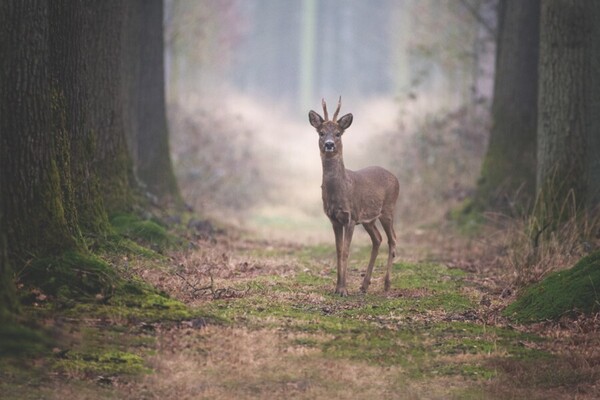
[125,234,600,399]
[3,232,599,399]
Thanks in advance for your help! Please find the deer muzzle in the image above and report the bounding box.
[324,140,335,152]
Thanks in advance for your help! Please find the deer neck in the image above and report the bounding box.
[321,154,349,195]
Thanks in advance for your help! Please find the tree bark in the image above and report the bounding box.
[49,1,111,233]
[134,0,182,206]
[0,0,142,289]
[473,0,540,213]
[84,1,136,214]
[0,1,182,319]
[46,1,136,222]
[0,1,78,264]
[537,0,600,215]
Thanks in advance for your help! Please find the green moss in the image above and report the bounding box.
[505,250,600,322]
[320,320,548,375]
[27,157,79,258]
[200,255,549,383]
[393,262,465,290]
[53,350,147,376]
[0,321,51,357]
[21,250,117,299]
[94,232,160,260]
[49,85,81,243]
[111,291,191,319]
[110,213,178,252]
[63,280,198,323]
[95,136,136,215]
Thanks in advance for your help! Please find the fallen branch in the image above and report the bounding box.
[174,272,249,300]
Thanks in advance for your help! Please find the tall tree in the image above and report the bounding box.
[0,1,78,264]
[0,0,80,324]
[473,0,540,212]
[537,0,600,216]
[84,1,136,213]
[134,0,181,206]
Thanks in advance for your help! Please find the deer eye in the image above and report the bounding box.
[336,133,341,137]
[319,132,324,137]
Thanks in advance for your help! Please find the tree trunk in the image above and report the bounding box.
[0,1,78,264]
[537,0,600,216]
[473,0,540,213]
[84,1,136,214]
[134,0,182,206]
[49,1,112,233]
[1,0,143,291]
[0,205,15,322]
[48,0,140,226]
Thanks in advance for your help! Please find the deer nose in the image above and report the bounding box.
[324,141,335,151]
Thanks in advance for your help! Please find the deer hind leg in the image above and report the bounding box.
[360,221,382,293]
[379,215,397,292]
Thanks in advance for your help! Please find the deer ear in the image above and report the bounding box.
[309,110,324,128]
[338,113,353,130]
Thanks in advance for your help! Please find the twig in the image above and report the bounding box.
[174,271,249,299]
[175,271,213,296]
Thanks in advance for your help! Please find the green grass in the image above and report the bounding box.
[6,235,575,399]
[201,250,550,382]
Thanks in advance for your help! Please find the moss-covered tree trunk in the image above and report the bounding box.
[0,1,79,265]
[121,0,142,193]
[84,1,137,214]
[134,0,182,207]
[473,0,540,213]
[1,1,147,304]
[49,1,111,233]
[537,0,600,216]
[0,189,17,322]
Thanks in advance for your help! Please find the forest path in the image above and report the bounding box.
[118,234,581,399]
[3,232,596,399]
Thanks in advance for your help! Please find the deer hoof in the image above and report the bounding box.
[384,277,391,292]
[335,287,348,297]
[360,282,370,293]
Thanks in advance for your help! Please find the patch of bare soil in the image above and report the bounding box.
[130,236,300,305]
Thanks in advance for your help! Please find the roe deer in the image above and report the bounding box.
[309,98,400,296]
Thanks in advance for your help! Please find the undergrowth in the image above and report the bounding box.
[505,250,600,322]
[472,191,600,288]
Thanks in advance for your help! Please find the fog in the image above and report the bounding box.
[165,0,497,243]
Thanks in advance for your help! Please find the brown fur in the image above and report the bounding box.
[309,99,399,296]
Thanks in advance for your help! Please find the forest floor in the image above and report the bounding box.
[2,220,599,399]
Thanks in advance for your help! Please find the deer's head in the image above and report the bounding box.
[308,97,353,157]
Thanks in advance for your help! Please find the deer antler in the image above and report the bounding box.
[321,98,329,121]
[332,96,342,122]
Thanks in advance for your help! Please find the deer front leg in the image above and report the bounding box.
[332,223,346,296]
[338,222,355,296]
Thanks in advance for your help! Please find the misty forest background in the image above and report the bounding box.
[1,0,600,395]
